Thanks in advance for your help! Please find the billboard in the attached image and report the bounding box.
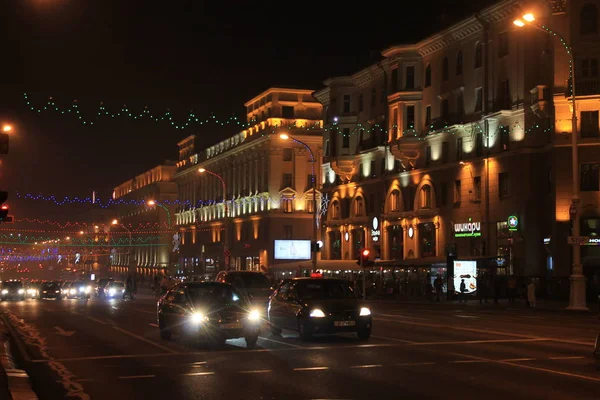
[453,260,477,294]
[274,240,311,260]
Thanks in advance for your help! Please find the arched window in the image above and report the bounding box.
[389,190,401,212]
[330,200,341,219]
[425,64,432,87]
[353,196,364,216]
[456,50,463,75]
[419,185,432,209]
[442,57,449,81]
[474,42,483,69]
[581,3,598,34]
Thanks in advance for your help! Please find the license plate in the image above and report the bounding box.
[220,322,242,329]
[334,320,356,327]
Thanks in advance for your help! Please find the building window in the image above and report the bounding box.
[425,64,431,87]
[342,128,350,148]
[500,127,510,150]
[456,50,463,75]
[457,92,464,118]
[306,198,314,213]
[499,172,510,198]
[282,173,293,189]
[406,66,415,89]
[419,185,432,209]
[581,59,599,77]
[343,95,351,113]
[282,148,293,161]
[389,190,400,212]
[581,111,600,138]
[406,105,415,130]
[456,137,463,161]
[425,105,431,128]
[473,176,481,201]
[474,87,483,113]
[325,140,330,156]
[330,200,341,219]
[581,163,600,191]
[441,182,448,206]
[282,198,293,213]
[442,57,449,81]
[442,141,449,163]
[391,68,398,92]
[441,98,449,118]
[454,180,461,203]
[306,174,314,190]
[418,222,436,258]
[498,80,510,110]
[581,4,598,35]
[475,42,483,68]
[282,106,294,119]
[424,146,431,166]
[283,225,293,238]
[353,197,364,216]
[370,88,376,107]
[475,133,483,157]
[498,31,509,57]
[388,225,404,260]
[358,94,363,112]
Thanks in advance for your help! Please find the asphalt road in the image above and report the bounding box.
[1,293,599,400]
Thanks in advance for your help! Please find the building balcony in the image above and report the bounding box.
[575,78,600,96]
[389,134,422,169]
[388,88,423,104]
[329,155,358,183]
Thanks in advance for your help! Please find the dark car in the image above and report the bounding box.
[0,281,26,301]
[39,281,63,300]
[215,271,273,313]
[157,282,262,348]
[268,278,372,340]
[95,278,113,297]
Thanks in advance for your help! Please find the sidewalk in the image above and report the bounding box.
[0,318,37,400]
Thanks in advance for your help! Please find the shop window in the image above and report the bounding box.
[387,225,404,260]
[329,231,342,260]
[418,222,436,258]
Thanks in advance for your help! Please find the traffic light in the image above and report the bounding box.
[356,248,374,266]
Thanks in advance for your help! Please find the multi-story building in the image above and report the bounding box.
[110,162,178,277]
[175,88,323,278]
[316,0,600,300]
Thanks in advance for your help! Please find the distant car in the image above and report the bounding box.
[157,282,262,348]
[39,281,62,300]
[105,281,126,299]
[215,271,273,314]
[268,277,372,341]
[95,278,113,297]
[26,282,41,299]
[70,281,92,299]
[0,281,26,301]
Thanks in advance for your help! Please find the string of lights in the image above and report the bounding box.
[13,218,172,229]
[0,235,162,245]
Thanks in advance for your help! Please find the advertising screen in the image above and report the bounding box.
[453,260,477,294]
[274,240,311,260]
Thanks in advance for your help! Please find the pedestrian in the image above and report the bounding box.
[507,275,517,304]
[527,279,537,308]
[448,278,455,301]
[459,279,466,303]
[434,275,443,301]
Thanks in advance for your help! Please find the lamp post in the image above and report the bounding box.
[198,168,229,271]
[514,13,587,310]
[147,199,174,275]
[280,133,318,273]
[112,219,132,272]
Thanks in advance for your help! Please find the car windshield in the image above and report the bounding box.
[187,285,239,303]
[295,280,356,300]
[228,273,270,289]
[3,282,23,289]
[112,282,125,288]
[41,282,60,289]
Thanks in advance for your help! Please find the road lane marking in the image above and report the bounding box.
[148,323,159,328]
[183,372,214,376]
[118,375,155,380]
[259,336,302,348]
[294,367,329,371]
[548,356,586,360]
[396,362,436,366]
[86,316,108,325]
[410,338,549,346]
[371,335,416,344]
[31,353,178,363]
[134,308,155,314]
[112,326,177,353]
[499,358,535,362]
[349,364,382,369]
[239,369,272,374]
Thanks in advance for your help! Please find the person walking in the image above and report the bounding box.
[507,275,517,304]
[434,275,443,302]
[459,279,466,303]
[527,279,537,308]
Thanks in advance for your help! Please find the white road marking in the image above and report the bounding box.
[183,372,214,376]
[239,369,272,374]
[448,360,486,364]
[112,326,177,353]
[134,308,155,314]
[294,366,329,371]
[86,316,108,325]
[148,323,159,328]
[349,364,382,369]
[259,336,302,348]
[499,358,535,362]
[396,362,436,366]
[118,375,155,380]
[371,335,416,344]
[548,356,586,360]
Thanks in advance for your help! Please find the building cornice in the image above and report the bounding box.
[244,87,316,107]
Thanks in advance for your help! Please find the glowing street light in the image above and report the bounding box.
[2,125,12,133]
[111,219,118,225]
[513,19,525,27]
[279,133,289,140]
[147,199,156,206]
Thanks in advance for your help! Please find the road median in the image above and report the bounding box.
[0,317,38,400]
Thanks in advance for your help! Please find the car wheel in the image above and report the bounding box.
[245,334,259,349]
[158,317,171,340]
[298,320,312,341]
[357,328,371,340]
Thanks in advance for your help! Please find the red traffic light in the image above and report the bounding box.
[362,249,370,257]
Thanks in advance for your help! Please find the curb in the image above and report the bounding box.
[0,316,38,400]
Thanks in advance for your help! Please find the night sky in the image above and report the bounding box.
[0,0,494,220]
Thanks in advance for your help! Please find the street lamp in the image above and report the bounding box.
[112,219,132,268]
[514,13,586,310]
[147,199,171,227]
[2,125,12,133]
[279,132,318,273]
[198,167,229,270]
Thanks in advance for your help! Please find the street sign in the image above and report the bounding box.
[567,236,589,245]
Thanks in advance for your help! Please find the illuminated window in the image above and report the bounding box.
[282,197,293,213]
[353,197,364,216]
[420,185,432,209]
[389,190,400,212]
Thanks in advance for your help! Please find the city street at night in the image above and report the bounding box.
[2,294,599,400]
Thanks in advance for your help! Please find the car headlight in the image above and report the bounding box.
[191,313,208,324]
[18,289,24,294]
[55,290,60,293]
[108,288,116,296]
[309,309,326,318]
[85,286,91,293]
[79,287,85,292]
[1,289,7,295]
[70,289,76,294]
[248,309,260,321]
[42,291,47,294]
[359,307,371,316]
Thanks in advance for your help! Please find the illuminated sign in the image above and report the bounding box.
[454,260,477,294]
[371,217,381,242]
[408,226,414,238]
[508,215,519,231]
[274,240,311,260]
[453,219,481,238]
